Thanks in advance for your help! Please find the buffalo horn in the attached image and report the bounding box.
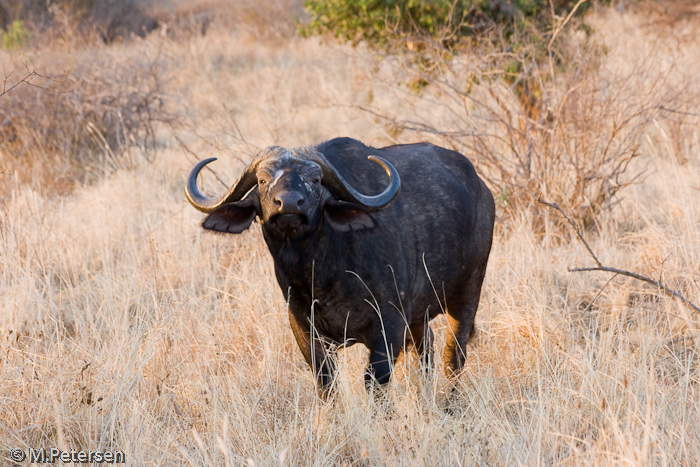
[186,146,401,213]
[297,148,401,212]
[185,157,260,213]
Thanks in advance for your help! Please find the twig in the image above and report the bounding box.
[1,60,65,99]
[656,105,700,118]
[537,198,700,315]
[581,273,618,313]
[1,70,37,98]
[548,0,587,51]
[170,130,229,189]
[538,198,601,268]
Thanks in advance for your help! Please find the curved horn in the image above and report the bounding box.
[298,149,401,211]
[185,157,259,213]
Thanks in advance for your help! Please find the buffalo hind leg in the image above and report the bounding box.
[443,262,488,377]
[288,310,337,398]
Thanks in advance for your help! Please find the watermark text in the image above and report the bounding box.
[9,447,125,464]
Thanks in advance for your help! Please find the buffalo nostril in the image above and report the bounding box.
[275,192,305,212]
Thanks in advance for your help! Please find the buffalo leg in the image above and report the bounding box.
[443,261,488,376]
[288,310,336,397]
[364,326,405,390]
[408,320,434,371]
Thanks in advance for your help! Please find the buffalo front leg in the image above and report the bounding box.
[409,320,435,372]
[364,325,405,390]
[288,310,337,398]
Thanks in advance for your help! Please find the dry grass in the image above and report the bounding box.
[1,4,700,466]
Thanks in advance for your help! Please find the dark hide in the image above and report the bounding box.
[200,137,495,396]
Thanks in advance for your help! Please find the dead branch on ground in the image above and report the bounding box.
[537,197,700,315]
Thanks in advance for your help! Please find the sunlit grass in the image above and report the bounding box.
[1,6,699,466]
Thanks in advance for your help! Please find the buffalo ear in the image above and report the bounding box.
[324,201,376,232]
[202,200,256,234]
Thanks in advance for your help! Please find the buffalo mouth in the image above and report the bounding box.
[270,213,308,232]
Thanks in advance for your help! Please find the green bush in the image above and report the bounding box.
[302,0,465,44]
[1,20,30,49]
[302,0,598,47]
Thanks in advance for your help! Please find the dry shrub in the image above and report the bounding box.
[0,0,304,44]
[0,44,174,197]
[0,0,159,44]
[360,7,700,229]
[179,0,306,39]
[0,0,305,199]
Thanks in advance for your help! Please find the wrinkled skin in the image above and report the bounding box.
[190,138,495,397]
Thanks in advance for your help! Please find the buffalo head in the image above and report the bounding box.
[185,146,401,238]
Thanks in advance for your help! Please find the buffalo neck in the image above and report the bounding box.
[261,222,349,300]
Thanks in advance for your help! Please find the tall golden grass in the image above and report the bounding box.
[1,3,699,465]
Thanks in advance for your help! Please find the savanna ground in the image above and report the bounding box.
[1,1,700,465]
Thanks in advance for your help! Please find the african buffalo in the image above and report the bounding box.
[185,137,495,396]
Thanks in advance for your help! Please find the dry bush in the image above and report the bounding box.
[0,0,159,44]
[0,0,306,199]
[0,44,174,197]
[190,0,306,39]
[353,6,700,228]
[0,0,304,45]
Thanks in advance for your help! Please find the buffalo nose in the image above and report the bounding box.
[274,191,305,213]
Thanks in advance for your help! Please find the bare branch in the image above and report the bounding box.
[536,198,601,268]
[169,130,229,189]
[537,197,700,315]
[1,63,65,99]
[656,105,700,118]
[569,266,699,313]
[1,70,37,98]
